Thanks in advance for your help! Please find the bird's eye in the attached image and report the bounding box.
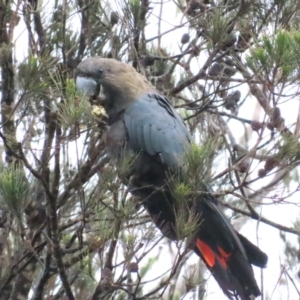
[98,68,104,74]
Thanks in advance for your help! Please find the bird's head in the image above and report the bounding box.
[76,57,154,121]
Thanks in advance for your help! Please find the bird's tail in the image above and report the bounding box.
[130,183,268,300]
[193,192,268,300]
[194,235,266,299]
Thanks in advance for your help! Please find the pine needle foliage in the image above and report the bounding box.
[58,80,92,129]
[247,30,300,82]
[1,0,300,298]
[0,166,30,219]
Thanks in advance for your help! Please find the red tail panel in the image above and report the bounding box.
[196,239,215,267]
[196,238,232,269]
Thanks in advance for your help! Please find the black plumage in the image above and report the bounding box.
[76,57,268,300]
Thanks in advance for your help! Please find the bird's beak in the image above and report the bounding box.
[76,76,99,97]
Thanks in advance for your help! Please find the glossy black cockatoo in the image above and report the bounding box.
[76,57,268,300]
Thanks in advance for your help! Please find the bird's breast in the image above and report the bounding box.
[105,119,128,159]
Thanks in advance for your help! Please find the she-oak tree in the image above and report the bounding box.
[0,0,299,299]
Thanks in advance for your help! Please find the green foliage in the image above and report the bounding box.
[18,55,53,94]
[174,206,200,240]
[172,182,191,203]
[128,0,140,25]
[2,0,300,298]
[183,141,215,180]
[293,217,300,233]
[90,216,117,242]
[120,231,142,261]
[140,255,159,278]
[118,150,137,182]
[0,167,30,219]
[275,134,300,163]
[198,8,235,50]
[184,264,203,293]
[0,43,13,65]
[58,80,91,129]
[146,47,175,88]
[246,30,300,82]
[119,197,138,221]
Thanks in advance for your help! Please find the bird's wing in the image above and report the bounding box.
[124,92,244,254]
[123,93,191,166]
[197,190,247,257]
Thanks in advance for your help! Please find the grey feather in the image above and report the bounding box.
[136,122,145,150]
[150,125,162,153]
[143,124,155,155]
[124,93,191,167]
